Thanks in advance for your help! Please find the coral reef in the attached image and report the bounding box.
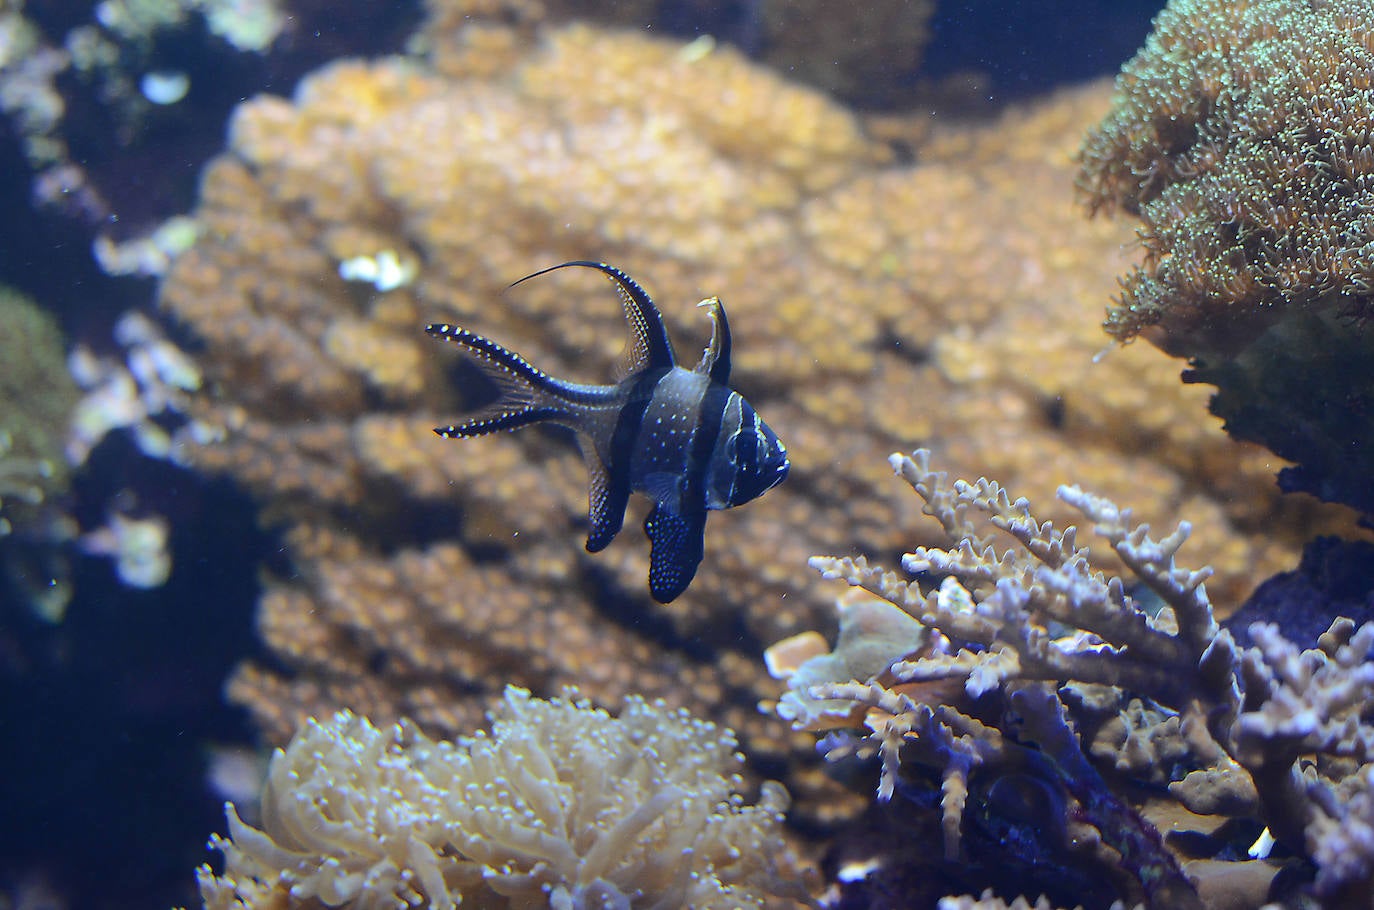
[197,686,803,909]
[152,8,1358,833]
[1078,0,1374,516]
[772,450,1374,907]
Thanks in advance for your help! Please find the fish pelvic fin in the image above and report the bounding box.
[509,261,676,379]
[643,502,706,603]
[426,322,577,438]
[584,455,629,553]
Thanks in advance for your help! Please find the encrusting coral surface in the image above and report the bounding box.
[197,686,801,909]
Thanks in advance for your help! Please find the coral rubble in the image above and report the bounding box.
[198,686,802,909]
[772,451,1374,906]
[1078,0,1374,516]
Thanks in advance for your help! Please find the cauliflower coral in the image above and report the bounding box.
[197,686,798,909]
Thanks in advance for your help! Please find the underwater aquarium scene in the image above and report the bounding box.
[5,1,1374,908]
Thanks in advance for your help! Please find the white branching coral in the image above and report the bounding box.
[197,686,798,910]
[770,449,1374,905]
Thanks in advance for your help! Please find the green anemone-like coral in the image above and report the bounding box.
[0,284,76,537]
[0,283,79,621]
[197,686,801,909]
[1078,0,1374,515]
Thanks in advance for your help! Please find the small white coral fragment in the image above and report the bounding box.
[80,508,171,588]
[338,249,418,292]
[771,587,928,729]
[67,311,204,465]
[94,215,199,276]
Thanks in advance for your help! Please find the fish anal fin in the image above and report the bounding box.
[434,406,563,439]
[585,454,629,553]
[643,503,706,603]
[693,296,731,385]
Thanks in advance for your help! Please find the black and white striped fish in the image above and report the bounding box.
[426,261,789,602]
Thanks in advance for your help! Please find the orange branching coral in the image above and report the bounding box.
[1078,0,1374,515]
[199,687,804,909]
[159,12,1352,835]
[228,523,740,746]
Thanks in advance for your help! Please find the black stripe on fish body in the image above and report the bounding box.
[703,391,743,510]
[682,380,731,511]
[704,391,789,510]
[731,395,759,499]
[636,371,729,602]
[586,366,667,553]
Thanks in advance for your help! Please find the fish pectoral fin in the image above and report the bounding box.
[643,503,706,603]
[693,296,731,385]
[640,472,683,511]
[585,457,629,553]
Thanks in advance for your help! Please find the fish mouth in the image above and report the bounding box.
[770,458,791,490]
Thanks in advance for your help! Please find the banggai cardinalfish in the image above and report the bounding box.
[426,261,789,602]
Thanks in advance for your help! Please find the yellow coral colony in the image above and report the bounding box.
[198,687,797,910]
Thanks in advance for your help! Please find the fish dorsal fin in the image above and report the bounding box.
[509,261,675,380]
[693,296,731,384]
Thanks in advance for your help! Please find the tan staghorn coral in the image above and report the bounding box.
[158,11,1356,837]
[771,450,1374,906]
[1078,0,1374,515]
[197,686,801,910]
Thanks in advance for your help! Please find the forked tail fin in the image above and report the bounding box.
[425,322,574,438]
